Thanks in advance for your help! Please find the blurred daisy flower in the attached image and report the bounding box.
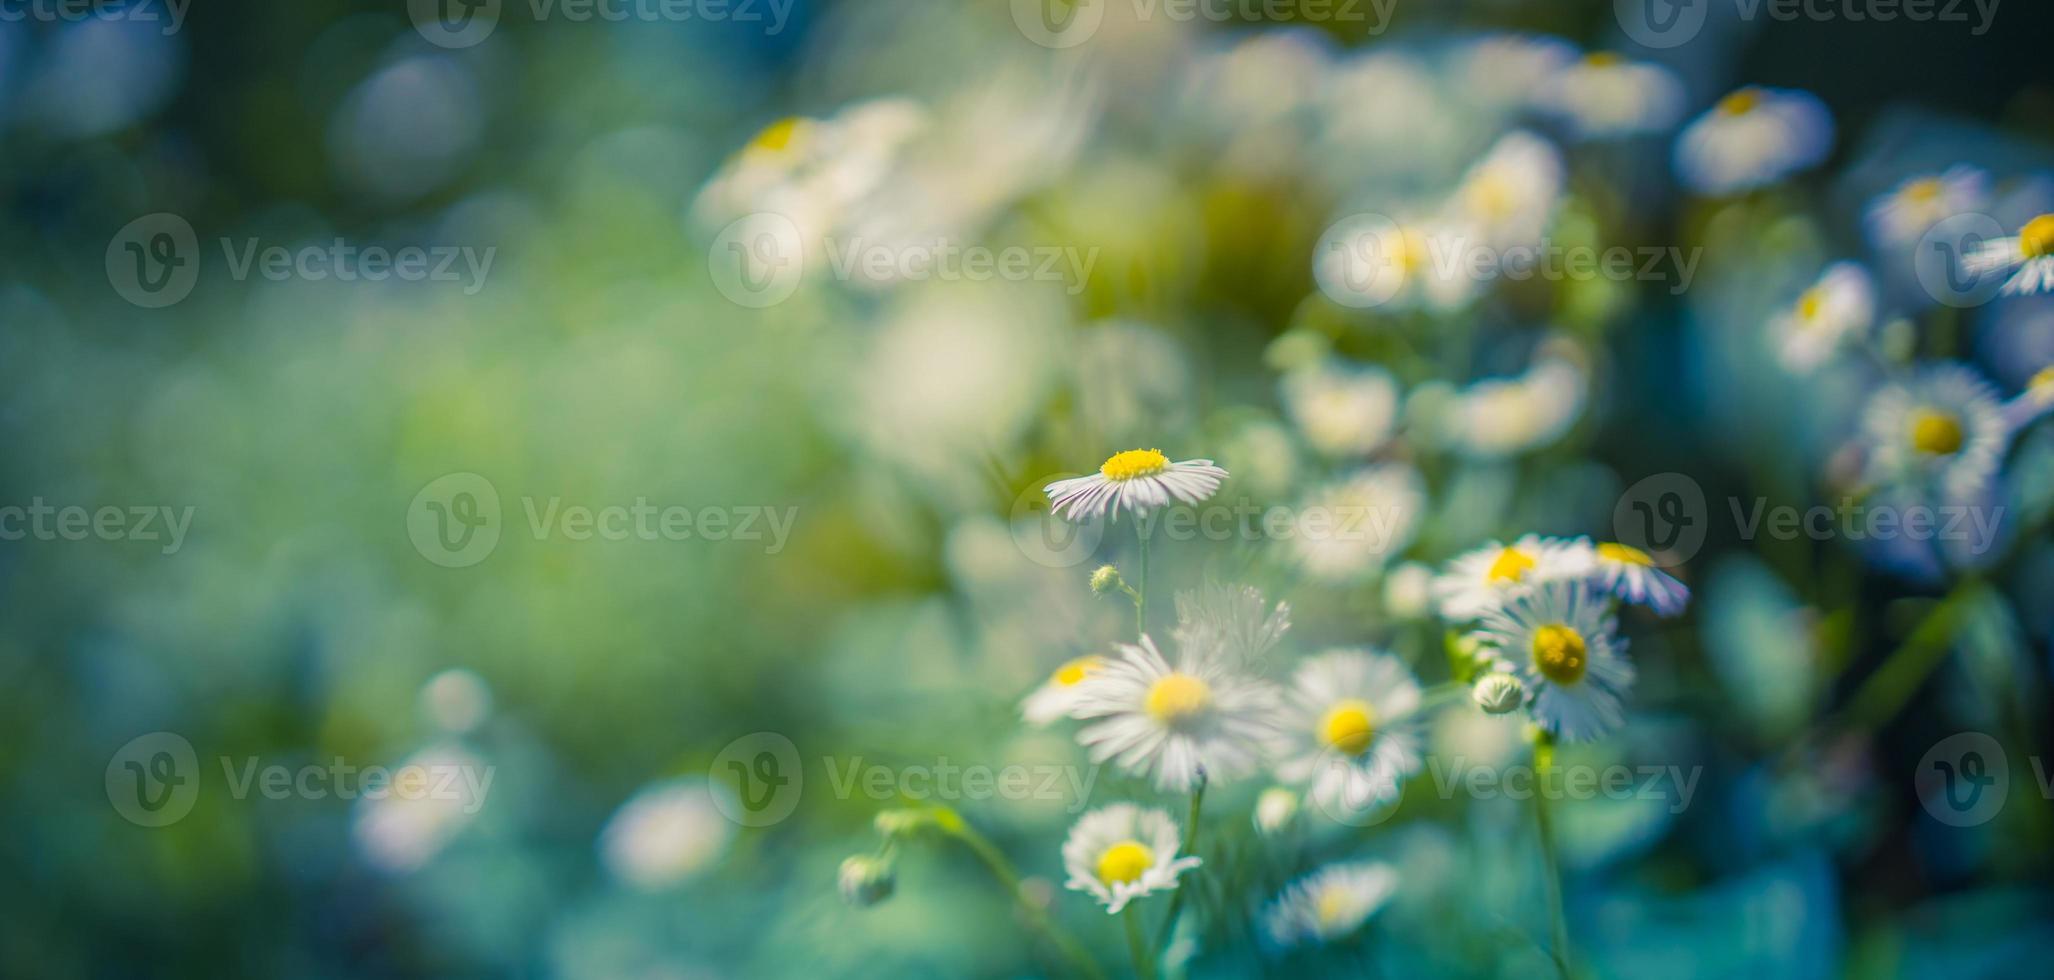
[1260,861,1398,950]
[1285,465,1426,583]
[1864,166,1989,248]
[1860,362,2008,497]
[1441,349,1588,458]
[1434,535,1597,620]
[1061,803,1202,914]
[1170,583,1292,669]
[1965,213,2054,296]
[693,97,930,234]
[1280,360,1400,457]
[1536,52,1684,140]
[1474,581,1634,742]
[1021,655,1107,726]
[1456,33,1577,114]
[1771,262,1874,373]
[2003,366,2054,432]
[1045,450,1228,522]
[1453,130,1564,250]
[1590,543,1691,617]
[1314,213,1479,313]
[1272,650,1424,816]
[1675,87,1833,196]
[1069,634,1277,792]
[600,778,737,890]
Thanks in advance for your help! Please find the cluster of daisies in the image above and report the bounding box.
[995,450,1696,956]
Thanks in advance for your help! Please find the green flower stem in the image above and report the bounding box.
[941,812,1107,980]
[1836,580,1985,733]
[1154,774,1206,951]
[1531,739,1572,980]
[1124,904,1156,980]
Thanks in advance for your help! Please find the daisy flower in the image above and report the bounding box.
[1965,213,2054,296]
[1860,362,2008,497]
[1432,534,1597,621]
[1474,581,1633,742]
[1453,130,1564,251]
[1279,361,1400,457]
[1863,166,1989,248]
[1260,861,1399,951]
[1674,87,1833,196]
[1272,650,1424,816]
[1771,262,1874,373]
[1068,635,1277,792]
[1170,583,1292,669]
[1021,655,1107,726]
[2002,366,2054,433]
[1061,803,1202,914]
[693,98,930,231]
[1536,52,1685,140]
[1313,213,1479,313]
[1590,543,1690,617]
[1442,353,1588,459]
[1044,450,1228,522]
[1285,465,1426,583]
[1456,33,1578,113]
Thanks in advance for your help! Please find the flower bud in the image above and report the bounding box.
[1089,564,1126,596]
[838,855,896,907]
[1253,787,1300,835]
[1472,672,1525,715]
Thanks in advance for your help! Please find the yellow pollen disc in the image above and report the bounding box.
[1585,52,1623,67]
[1532,623,1588,685]
[1053,657,1101,687]
[748,117,804,154]
[1486,547,1536,584]
[1597,542,1654,566]
[1903,177,1944,204]
[2019,214,2054,259]
[1320,699,1377,756]
[1101,449,1170,482]
[1909,409,1964,455]
[1096,840,1154,885]
[1719,88,1763,116]
[1314,885,1352,927]
[1470,175,1516,218]
[1797,288,1823,321]
[2031,366,2054,403]
[1145,673,1212,724]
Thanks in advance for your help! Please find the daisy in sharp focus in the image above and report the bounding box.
[1045,450,1228,522]
[1285,464,1426,584]
[1061,803,1202,914]
[1021,655,1107,726]
[1771,262,1874,373]
[1589,543,1690,617]
[1864,166,1989,248]
[1272,650,1423,816]
[1260,861,1399,951]
[1860,362,2008,497]
[1536,52,1684,140]
[1965,213,2054,296]
[1674,87,1833,196]
[1474,581,1633,742]
[1433,534,1597,621]
[1068,634,1277,792]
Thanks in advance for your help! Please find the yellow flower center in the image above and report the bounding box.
[1486,547,1536,584]
[1096,840,1155,885]
[1319,699,1377,756]
[1909,409,1964,455]
[2019,214,2054,259]
[1145,673,1212,724]
[748,116,804,154]
[1532,623,1588,685]
[1597,542,1653,566]
[1053,657,1101,687]
[1718,88,1762,116]
[1585,51,1623,67]
[1797,287,1823,322]
[1468,174,1517,218]
[1903,177,1944,204]
[1314,885,1353,927]
[2031,366,2054,404]
[1101,449,1170,482]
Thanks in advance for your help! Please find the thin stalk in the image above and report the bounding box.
[946,817,1107,980]
[1124,905,1156,980]
[1154,774,1207,950]
[1531,740,1571,980]
[1836,581,1982,733]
